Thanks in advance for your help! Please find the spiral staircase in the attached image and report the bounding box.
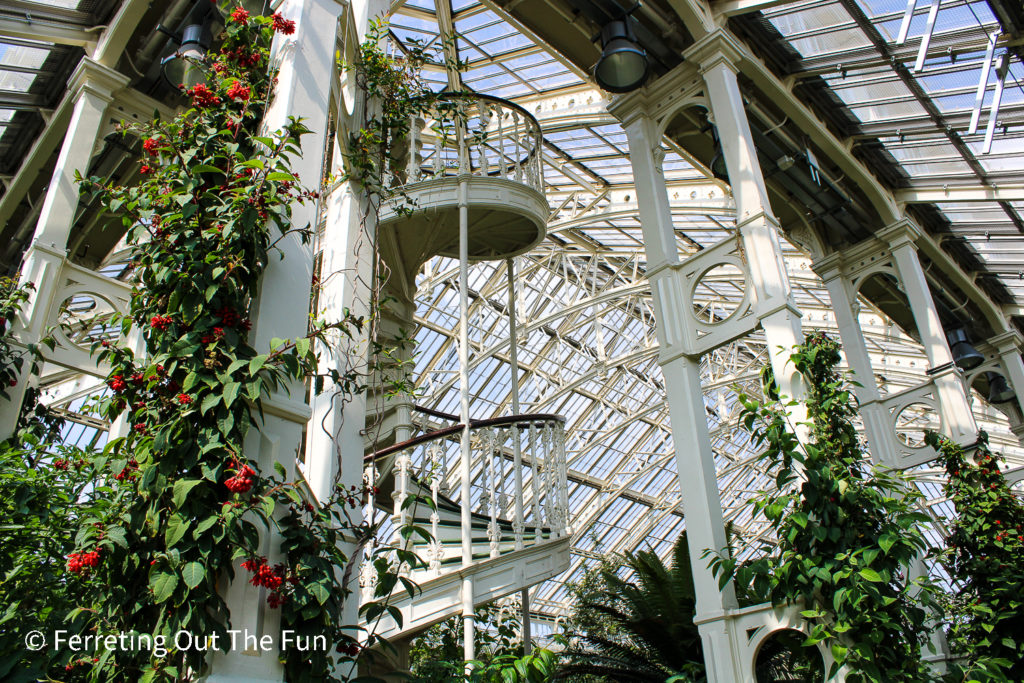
[357,93,570,643]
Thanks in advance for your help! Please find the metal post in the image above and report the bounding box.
[458,177,475,665]
[507,257,531,651]
[508,258,526,550]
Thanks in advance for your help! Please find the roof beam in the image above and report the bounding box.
[0,14,98,50]
[896,185,1024,204]
[714,0,802,18]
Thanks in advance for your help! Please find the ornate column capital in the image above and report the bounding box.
[683,29,746,74]
[877,217,922,250]
[67,57,129,104]
[811,251,846,282]
[989,330,1024,355]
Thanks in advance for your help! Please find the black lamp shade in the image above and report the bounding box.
[161,20,214,89]
[946,327,984,370]
[986,372,1016,404]
[594,20,648,94]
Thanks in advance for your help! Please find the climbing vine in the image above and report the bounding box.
[15,6,420,681]
[927,431,1024,682]
[710,332,938,682]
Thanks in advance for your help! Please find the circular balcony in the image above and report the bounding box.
[377,93,548,275]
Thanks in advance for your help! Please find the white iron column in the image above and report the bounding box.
[207,1,346,680]
[695,41,807,415]
[0,58,128,439]
[815,256,901,462]
[882,223,978,444]
[622,112,743,683]
[989,331,1024,442]
[457,177,476,665]
[506,257,531,653]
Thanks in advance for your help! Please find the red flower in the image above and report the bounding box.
[272,13,296,34]
[176,393,192,405]
[188,83,222,107]
[267,591,287,608]
[140,164,152,175]
[133,423,147,434]
[150,314,173,330]
[142,137,160,156]
[230,6,250,23]
[225,464,256,493]
[227,80,251,102]
[108,375,128,392]
[67,549,101,573]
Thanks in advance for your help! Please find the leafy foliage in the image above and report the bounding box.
[409,601,526,682]
[927,431,1024,682]
[711,332,938,682]
[555,533,705,682]
[0,7,421,681]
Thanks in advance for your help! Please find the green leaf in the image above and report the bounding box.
[859,568,883,583]
[223,382,240,408]
[309,582,330,605]
[150,571,178,603]
[878,533,896,555]
[165,515,189,547]
[173,479,203,508]
[249,355,268,375]
[106,526,128,549]
[182,562,205,589]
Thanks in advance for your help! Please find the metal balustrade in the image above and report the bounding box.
[384,92,544,195]
[362,413,568,594]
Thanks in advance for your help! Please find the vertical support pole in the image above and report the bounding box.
[619,109,743,683]
[815,256,902,463]
[884,223,977,445]
[698,41,807,425]
[990,332,1024,428]
[507,258,526,551]
[207,1,354,679]
[968,33,997,135]
[0,59,127,439]
[457,177,475,665]
[982,54,1008,155]
[896,0,918,44]
[913,0,941,72]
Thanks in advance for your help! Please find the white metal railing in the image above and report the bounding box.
[384,92,544,195]
[362,412,568,593]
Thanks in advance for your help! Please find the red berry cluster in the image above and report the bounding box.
[108,374,128,392]
[114,458,139,482]
[230,6,249,23]
[176,393,193,405]
[241,557,291,608]
[221,47,263,69]
[143,137,161,156]
[201,326,226,345]
[227,80,251,102]
[150,314,173,330]
[272,13,296,34]
[140,164,153,175]
[188,83,222,107]
[53,458,70,471]
[225,463,256,493]
[67,549,101,573]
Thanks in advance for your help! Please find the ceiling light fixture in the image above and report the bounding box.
[593,16,648,94]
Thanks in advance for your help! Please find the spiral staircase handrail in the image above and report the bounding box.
[365,411,567,462]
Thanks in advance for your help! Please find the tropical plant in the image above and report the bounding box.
[410,601,527,682]
[710,332,939,682]
[0,5,427,681]
[555,532,705,682]
[927,431,1024,682]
